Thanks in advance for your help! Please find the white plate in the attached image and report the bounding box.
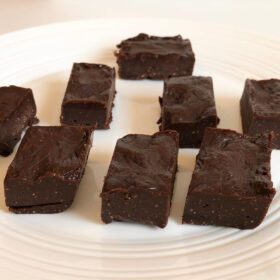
[0,19,280,280]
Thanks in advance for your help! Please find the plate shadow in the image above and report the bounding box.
[71,161,107,224]
[170,150,198,224]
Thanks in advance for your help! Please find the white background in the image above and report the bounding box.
[0,0,280,37]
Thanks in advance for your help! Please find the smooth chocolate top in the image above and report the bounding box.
[163,76,217,123]
[0,86,33,122]
[117,33,194,56]
[6,126,93,182]
[245,79,280,117]
[102,131,179,194]
[189,128,274,197]
[63,63,115,104]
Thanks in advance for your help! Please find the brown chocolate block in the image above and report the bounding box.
[183,128,275,229]
[115,33,195,80]
[0,86,37,156]
[240,78,280,149]
[9,202,72,214]
[4,126,93,213]
[60,63,116,129]
[100,130,179,228]
[159,76,219,148]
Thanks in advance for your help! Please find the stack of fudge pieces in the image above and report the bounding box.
[1,33,279,231]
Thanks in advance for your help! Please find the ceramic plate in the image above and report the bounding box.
[0,19,280,280]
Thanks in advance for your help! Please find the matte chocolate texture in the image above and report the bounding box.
[60,63,116,129]
[9,202,72,214]
[0,86,37,156]
[241,79,280,149]
[183,128,275,229]
[4,126,93,213]
[101,130,179,228]
[115,33,195,80]
[159,76,219,148]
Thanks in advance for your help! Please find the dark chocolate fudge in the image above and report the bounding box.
[159,76,219,148]
[241,79,280,149]
[0,86,37,156]
[100,130,179,228]
[60,63,116,129]
[115,33,195,80]
[183,128,275,229]
[4,126,93,214]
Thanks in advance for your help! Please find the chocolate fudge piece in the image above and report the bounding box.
[60,63,116,129]
[4,126,93,213]
[159,76,219,148]
[9,202,72,214]
[182,128,275,229]
[241,79,280,149]
[0,86,37,156]
[100,130,179,228]
[115,33,195,80]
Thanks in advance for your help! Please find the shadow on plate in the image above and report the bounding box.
[170,150,197,225]
[215,95,242,133]
[125,90,160,134]
[0,155,14,213]
[71,161,107,224]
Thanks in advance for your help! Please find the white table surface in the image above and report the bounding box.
[0,0,280,38]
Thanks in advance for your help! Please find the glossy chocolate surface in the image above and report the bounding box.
[241,79,280,149]
[116,33,195,80]
[0,86,37,156]
[117,33,194,56]
[4,126,93,213]
[159,76,219,148]
[61,63,116,129]
[101,130,179,228]
[183,128,275,229]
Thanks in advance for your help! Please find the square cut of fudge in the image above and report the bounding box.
[159,76,219,148]
[60,63,116,129]
[0,86,37,156]
[100,130,179,228]
[182,128,275,229]
[115,33,195,80]
[241,79,280,149]
[4,126,93,214]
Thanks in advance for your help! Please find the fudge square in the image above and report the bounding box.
[0,86,37,156]
[60,63,116,129]
[159,76,219,148]
[100,130,179,228]
[115,33,195,80]
[241,79,280,149]
[4,126,93,214]
[183,128,275,229]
